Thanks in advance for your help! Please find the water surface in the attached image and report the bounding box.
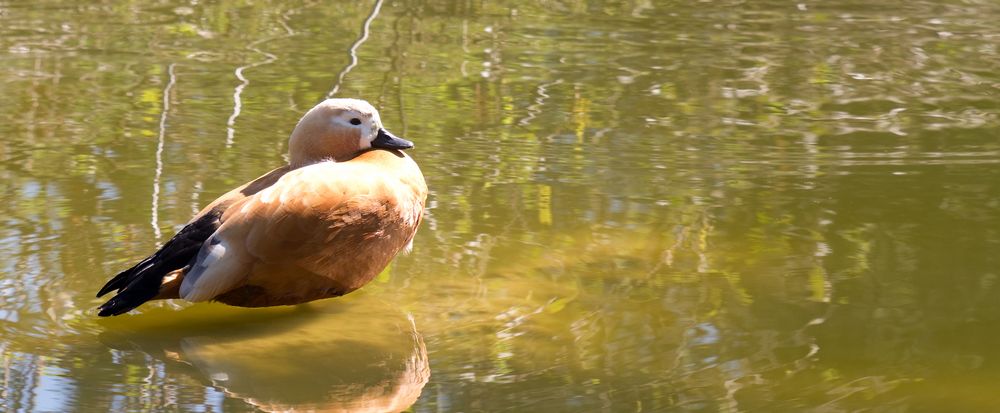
[2,0,1000,411]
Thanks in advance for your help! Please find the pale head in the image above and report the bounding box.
[287,98,413,167]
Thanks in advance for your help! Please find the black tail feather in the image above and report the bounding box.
[97,278,161,316]
[96,260,161,316]
[96,258,154,298]
[96,210,222,316]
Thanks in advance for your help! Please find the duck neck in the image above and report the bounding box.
[288,134,360,169]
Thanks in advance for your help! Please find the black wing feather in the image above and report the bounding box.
[96,209,222,316]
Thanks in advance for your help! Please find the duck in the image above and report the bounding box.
[96,98,427,316]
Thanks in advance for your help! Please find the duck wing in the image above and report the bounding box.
[96,166,290,316]
[179,158,426,305]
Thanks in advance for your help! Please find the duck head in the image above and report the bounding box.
[288,98,413,167]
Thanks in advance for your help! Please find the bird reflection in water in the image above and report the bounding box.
[98,295,429,412]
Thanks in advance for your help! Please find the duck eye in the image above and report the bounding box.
[349,118,362,126]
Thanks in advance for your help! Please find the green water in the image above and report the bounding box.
[2,0,999,411]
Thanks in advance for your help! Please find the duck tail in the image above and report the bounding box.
[97,263,175,317]
[96,210,221,316]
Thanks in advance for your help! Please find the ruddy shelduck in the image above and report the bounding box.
[96,99,427,316]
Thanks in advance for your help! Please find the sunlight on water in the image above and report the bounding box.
[1,0,999,411]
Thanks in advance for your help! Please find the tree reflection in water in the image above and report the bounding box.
[0,0,998,411]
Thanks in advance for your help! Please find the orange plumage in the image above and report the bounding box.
[97,99,427,316]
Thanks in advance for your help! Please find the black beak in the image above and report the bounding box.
[372,128,413,150]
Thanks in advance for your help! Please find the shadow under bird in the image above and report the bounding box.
[96,99,427,316]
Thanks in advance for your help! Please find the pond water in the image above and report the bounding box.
[2,0,1000,411]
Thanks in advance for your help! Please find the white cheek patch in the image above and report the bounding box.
[330,116,374,149]
[330,117,353,127]
[359,124,374,149]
